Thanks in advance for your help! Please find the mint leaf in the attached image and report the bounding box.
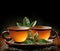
[34,32,38,40]
[36,39,48,44]
[16,17,37,27]
[23,17,30,27]
[30,20,37,27]
[23,40,34,45]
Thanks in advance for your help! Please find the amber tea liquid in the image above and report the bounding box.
[7,26,29,42]
[31,26,51,40]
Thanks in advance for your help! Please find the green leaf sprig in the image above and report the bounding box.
[16,17,48,45]
[23,31,49,45]
[16,17,37,27]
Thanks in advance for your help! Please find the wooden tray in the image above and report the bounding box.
[5,39,54,50]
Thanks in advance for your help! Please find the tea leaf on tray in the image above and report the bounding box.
[23,17,30,27]
[23,40,34,45]
[36,39,48,44]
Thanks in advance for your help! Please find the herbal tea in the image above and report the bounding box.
[31,26,52,40]
[7,26,29,42]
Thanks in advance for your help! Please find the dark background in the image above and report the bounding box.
[0,8,60,34]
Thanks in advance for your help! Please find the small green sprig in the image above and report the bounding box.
[23,31,48,45]
[16,17,37,27]
[16,17,49,45]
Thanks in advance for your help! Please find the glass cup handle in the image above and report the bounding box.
[50,29,58,39]
[1,31,12,41]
